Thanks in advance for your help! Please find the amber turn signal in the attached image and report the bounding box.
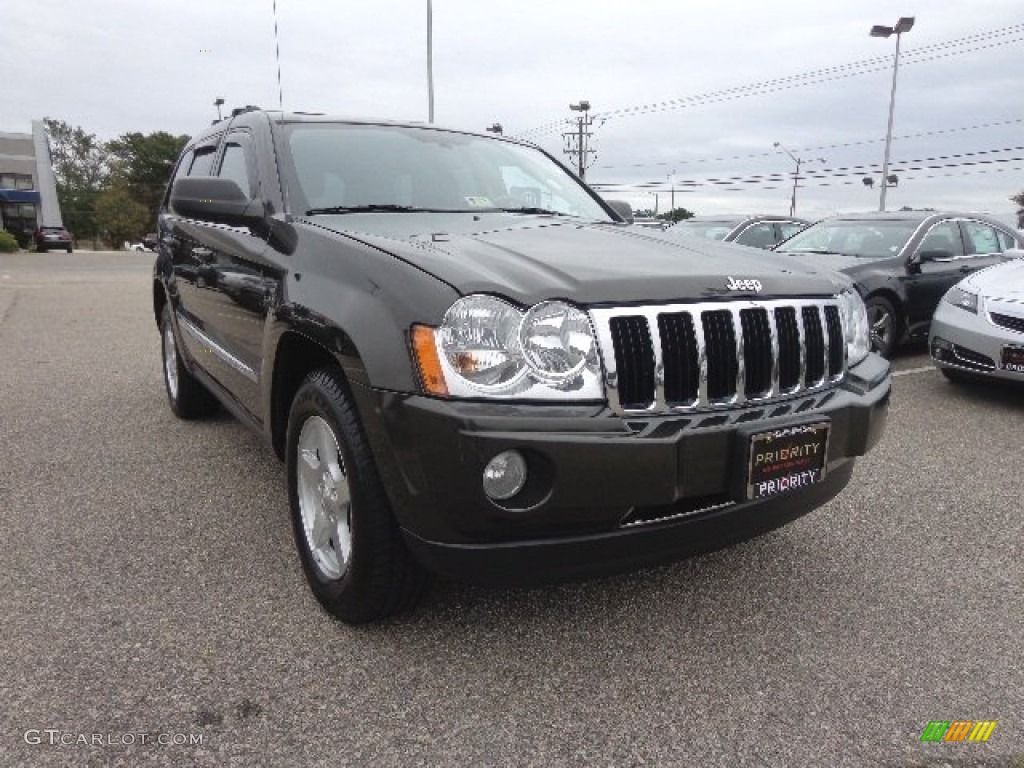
[411,325,448,396]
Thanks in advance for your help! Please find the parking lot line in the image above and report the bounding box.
[892,365,936,377]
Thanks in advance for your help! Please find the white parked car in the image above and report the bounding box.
[930,254,1024,382]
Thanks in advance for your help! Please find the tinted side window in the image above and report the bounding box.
[188,147,217,177]
[734,222,777,249]
[963,222,1000,255]
[918,221,965,257]
[996,229,1017,251]
[218,140,253,196]
[778,221,805,240]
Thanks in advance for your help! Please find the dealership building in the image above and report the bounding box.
[0,121,63,245]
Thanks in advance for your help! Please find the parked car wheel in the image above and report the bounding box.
[160,305,219,419]
[66,246,73,253]
[865,295,899,358]
[286,368,428,623]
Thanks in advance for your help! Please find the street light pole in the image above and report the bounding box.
[871,16,914,212]
[426,0,434,123]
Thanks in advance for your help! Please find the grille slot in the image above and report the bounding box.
[593,298,845,415]
[609,316,655,409]
[740,308,772,398]
[991,311,1024,334]
[702,310,738,401]
[658,313,699,405]
[775,307,801,391]
[824,305,844,376]
[802,306,826,385]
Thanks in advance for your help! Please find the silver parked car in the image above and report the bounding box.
[930,255,1024,382]
[664,214,810,250]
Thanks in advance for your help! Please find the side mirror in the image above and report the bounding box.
[605,200,634,224]
[170,177,264,228]
[916,248,954,263]
[1004,247,1024,259]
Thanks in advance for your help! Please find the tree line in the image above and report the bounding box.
[44,118,189,248]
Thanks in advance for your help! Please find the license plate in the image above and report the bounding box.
[1000,345,1024,372]
[746,421,830,500]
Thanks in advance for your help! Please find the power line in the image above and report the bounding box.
[511,24,1024,139]
[595,117,1024,170]
[592,155,1024,193]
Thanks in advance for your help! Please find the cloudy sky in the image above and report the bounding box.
[5,0,1023,220]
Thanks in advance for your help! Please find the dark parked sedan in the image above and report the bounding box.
[664,214,809,250]
[773,212,1024,357]
[34,225,73,253]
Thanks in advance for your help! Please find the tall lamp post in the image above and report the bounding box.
[773,142,825,217]
[871,16,914,212]
[427,0,434,122]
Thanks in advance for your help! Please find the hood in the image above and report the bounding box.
[302,212,847,306]
[773,249,892,274]
[964,258,1024,300]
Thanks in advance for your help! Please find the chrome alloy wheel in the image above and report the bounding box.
[163,323,179,399]
[867,304,892,352]
[297,415,352,581]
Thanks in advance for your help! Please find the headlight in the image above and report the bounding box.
[518,301,598,388]
[837,289,870,366]
[437,295,525,392]
[424,295,604,400]
[944,285,979,314]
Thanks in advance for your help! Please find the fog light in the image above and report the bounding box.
[482,450,527,500]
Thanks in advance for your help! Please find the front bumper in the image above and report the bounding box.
[354,354,891,584]
[930,299,1024,382]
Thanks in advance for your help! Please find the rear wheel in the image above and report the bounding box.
[286,368,428,623]
[865,296,900,358]
[159,304,219,419]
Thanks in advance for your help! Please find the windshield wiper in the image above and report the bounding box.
[497,207,575,217]
[305,204,425,215]
[785,248,844,255]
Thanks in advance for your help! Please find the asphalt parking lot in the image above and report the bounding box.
[1,251,1021,768]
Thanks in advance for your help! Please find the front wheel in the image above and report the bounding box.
[865,296,900,358]
[286,368,428,623]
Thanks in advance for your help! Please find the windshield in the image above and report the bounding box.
[779,219,920,258]
[281,123,612,221]
[665,220,742,240]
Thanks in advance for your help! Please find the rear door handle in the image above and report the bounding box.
[191,247,214,263]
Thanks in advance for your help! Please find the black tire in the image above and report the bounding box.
[286,368,428,623]
[865,295,900,359]
[66,246,73,253]
[159,304,219,419]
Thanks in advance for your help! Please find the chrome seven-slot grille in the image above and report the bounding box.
[589,298,846,414]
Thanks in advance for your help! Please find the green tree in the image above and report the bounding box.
[106,131,189,226]
[657,207,696,223]
[95,186,150,247]
[43,118,109,242]
[1011,191,1024,227]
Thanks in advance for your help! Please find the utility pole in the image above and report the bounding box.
[773,141,825,217]
[563,101,595,180]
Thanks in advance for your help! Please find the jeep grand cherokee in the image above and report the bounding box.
[154,109,891,623]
